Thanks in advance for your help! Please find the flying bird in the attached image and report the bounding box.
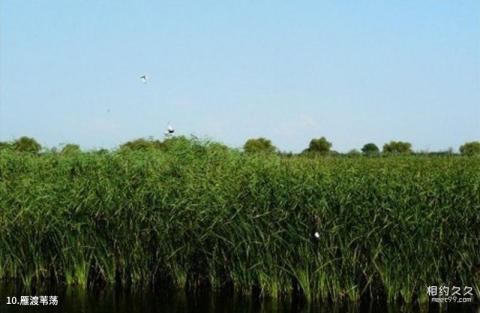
[140,75,148,83]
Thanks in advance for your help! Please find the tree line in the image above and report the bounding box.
[1,136,480,156]
[243,137,480,156]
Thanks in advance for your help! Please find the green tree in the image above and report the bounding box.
[243,138,276,154]
[305,137,332,154]
[361,143,379,155]
[61,144,81,154]
[383,141,412,154]
[459,141,480,156]
[120,138,164,151]
[13,137,42,154]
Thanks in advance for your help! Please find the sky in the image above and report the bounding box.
[1,1,479,152]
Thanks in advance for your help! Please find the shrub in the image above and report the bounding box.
[304,137,332,155]
[383,141,412,154]
[119,138,164,151]
[460,141,480,156]
[361,143,380,155]
[243,137,276,154]
[347,149,361,156]
[61,144,81,155]
[13,136,42,154]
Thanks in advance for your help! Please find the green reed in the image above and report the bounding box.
[0,139,479,303]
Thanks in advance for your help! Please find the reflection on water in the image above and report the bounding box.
[0,284,478,313]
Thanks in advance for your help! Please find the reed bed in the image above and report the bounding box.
[0,139,479,303]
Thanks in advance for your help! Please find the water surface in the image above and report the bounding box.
[0,285,477,313]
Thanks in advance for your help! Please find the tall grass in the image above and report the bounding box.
[0,139,479,303]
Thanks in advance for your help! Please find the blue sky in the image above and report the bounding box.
[1,1,479,152]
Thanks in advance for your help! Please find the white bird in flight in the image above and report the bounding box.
[140,75,148,83]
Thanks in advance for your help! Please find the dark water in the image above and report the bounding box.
[0,285,478,313]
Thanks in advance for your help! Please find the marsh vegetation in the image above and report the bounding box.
[0,138,479,304]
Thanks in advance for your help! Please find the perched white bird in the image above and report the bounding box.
[164,124,175,137]
[140,75,148,83]
[314,232,320,239]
